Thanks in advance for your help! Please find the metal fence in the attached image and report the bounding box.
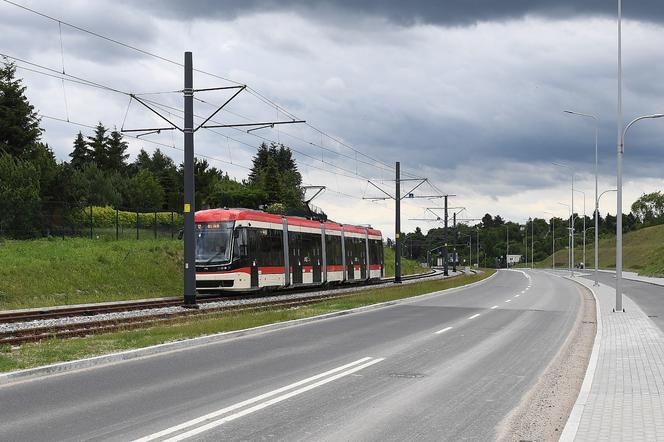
[0,202,184,240]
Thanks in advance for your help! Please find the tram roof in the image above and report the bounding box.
[195,208,381,236]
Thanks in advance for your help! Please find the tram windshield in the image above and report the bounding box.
[195,221,234,264]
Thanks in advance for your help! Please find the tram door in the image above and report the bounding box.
[289,231,303,284]
[345,236,355,280]
[360,238,367,280]
[312,233,322,283]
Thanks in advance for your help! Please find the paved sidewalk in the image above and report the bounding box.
[597,269,664,288]
[566,276,664,441]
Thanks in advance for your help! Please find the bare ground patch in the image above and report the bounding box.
[496,284,596,442]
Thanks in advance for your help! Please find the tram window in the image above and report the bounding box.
[232,228,248,260]
[325,234,342,265]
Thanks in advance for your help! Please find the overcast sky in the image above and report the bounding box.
[2,0,664,237]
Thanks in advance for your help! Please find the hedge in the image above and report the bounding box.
[70,206,184,229]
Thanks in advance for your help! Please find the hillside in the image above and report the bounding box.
[0,238,421,310]
[536,224,664,276]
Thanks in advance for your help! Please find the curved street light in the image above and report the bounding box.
[616,114,664,310]
[564,110,599,282]
[593,188,617,286]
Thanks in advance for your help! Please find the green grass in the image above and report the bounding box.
[0,237,183,310]
[0,238,425,310]
[383,247,428,277]
[536,224,664,276]
[0,269,494,372]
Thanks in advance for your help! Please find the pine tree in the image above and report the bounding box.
[87,123,109,170]
[247,143,270,185]
[70,132,91,169]
[106,130,129,173]
[0,59,42,159]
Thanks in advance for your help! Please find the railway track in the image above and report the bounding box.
[0,269,450,346]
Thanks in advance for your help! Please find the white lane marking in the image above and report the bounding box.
[514,294,520,298]
[491,305,499,309]
[133,357,375,442]
[160,358,385,442]
[505,299,511,303]
[435,326,453,335]
[468,313,481,320]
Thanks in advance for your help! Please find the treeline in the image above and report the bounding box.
[0,60,304,238]
[399,200,662,268]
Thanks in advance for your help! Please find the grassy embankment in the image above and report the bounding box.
[535,224,664,276]
[0,269,495,372]
[383,247,428,277]
[0,238,183,310]
[0,238,426,310]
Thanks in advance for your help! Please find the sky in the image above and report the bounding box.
[2,0,664,238]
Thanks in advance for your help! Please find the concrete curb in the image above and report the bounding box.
[0,271,497,386]
[558,275,603,442]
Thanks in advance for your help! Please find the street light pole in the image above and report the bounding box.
[558,202,571,272]
[564,110,599,279]
[531,218,534,269]
[553,162,575,276]
[545,211,555,270]
[616,114,664,309]
[574,190,586,269]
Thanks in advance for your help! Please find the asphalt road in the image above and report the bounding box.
[581,271,664,332]
[0,270,583,441]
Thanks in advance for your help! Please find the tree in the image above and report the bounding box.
[105,130,129,173]
[247,143,270,185]
[70,132,91,169]
[0,60,42,160]
[125,169,165,210]
[247,142,303,209]
[0,154,40,237]
[631,191,664,225]
[71,162,122,207]
[87,123,109,170]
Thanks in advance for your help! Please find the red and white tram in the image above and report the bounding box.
[195,208,384,291]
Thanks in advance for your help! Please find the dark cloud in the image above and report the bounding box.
[130,0,664,25]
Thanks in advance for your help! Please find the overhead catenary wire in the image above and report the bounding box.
[6,56,381,185]
[1,0,411,178]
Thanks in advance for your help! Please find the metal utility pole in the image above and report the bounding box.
[531,219,534,269]
[122,52,304,307]
[395,162,402,283]
[364,169,438,283]
[452,211,457,273]
[444,196,449,276]
[476,227,480,268]
[506,225,509,268]
[183,52,195,306]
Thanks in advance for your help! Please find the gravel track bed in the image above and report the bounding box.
[1,270,458,334]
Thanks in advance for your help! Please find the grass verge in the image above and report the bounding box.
[535,223,664,276]
[0,238,426,310]
[383,247,427,277]
[0,238,183,310]
[0,269,495,373]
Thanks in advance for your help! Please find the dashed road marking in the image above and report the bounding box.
[505,299,511,303]
[435,326,453,335]
[491,305,499,309]
[468,313,481,320]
